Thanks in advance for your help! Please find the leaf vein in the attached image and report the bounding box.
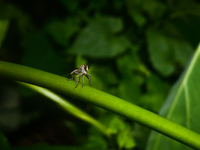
[184,85,190,129]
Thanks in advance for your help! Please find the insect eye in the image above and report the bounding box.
[85,65,89,71]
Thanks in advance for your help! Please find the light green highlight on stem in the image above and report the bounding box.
[19,82,110,136]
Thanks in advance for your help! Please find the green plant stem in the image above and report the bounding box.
[0,61,200,149]
[19,82,110,136]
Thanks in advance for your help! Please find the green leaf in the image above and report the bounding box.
[141,0,166,20]
[69,17,130,58]
[146,28,193,76]
[0,19,9,48]
[45,18,80,46]
[126,0,166,20]
[117,127,136,149]
[108,116,126,134]
[129,10,146,27]
[117,48,147,79]
[146,44,200,149]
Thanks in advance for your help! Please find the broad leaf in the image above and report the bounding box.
[146,44,200,150]
[45,17,80,46]
[146,28,193,76]
[69,17,130,58]
[126,0,166,20]
[129,10,146,27]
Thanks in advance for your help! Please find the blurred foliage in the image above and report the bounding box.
[0,19,9,48]
[70,17,131,57]
[0,0,200,149]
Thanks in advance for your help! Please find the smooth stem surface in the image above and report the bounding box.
[0,61,200,149]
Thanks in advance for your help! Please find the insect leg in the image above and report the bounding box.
[82,77,85,88]
[74,74,83,89]
[86,74,92,87]
[67,74,74,81]
[68,69,79,81]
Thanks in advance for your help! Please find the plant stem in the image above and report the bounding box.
[19,82,110,136]
[0,61,200,149]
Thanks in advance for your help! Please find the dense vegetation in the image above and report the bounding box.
[1,0,200,149]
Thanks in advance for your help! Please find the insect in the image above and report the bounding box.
[67,64,92,89]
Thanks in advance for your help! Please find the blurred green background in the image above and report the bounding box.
[0,0,200,149]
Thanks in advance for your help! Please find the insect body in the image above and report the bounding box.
[67,65,92,89]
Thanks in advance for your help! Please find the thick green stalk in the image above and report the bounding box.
[0,61,200,149]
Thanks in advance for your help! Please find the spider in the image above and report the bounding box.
[67,64,92,89]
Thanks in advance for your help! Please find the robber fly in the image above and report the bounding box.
[67,64,92,89]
